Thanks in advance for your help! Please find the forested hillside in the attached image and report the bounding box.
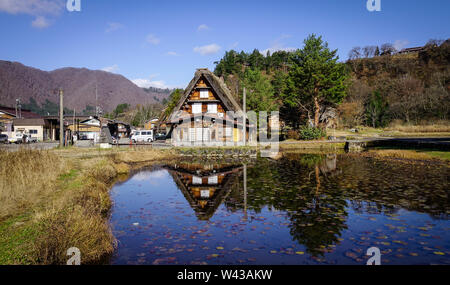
[212,37,450,133]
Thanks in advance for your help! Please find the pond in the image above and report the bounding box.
[109,153,450,265]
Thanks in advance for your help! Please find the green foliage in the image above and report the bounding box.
[81,105,95,116]
[22,98,72,116]
[299,126,326,140]
[242,68,278,112]
[131,103,163,127]
[284,34,348,126]
[113,103,129,118]
[365,91,388,128]
[214,49,291,78]
[162,88,184,119]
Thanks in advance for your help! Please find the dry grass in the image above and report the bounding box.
[113,147,177,163]
[0,149,68,220]
[0,147,176,264]
[31,158,118,264]
[385,120,450,133]
[367,149,436,160]
[280,142,346,150]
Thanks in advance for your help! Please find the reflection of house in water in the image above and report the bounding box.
[165,162,243,220]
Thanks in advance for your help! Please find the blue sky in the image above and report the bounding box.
[0,0,449,89]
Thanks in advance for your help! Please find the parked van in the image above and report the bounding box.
[8,133,28,144]
[131,130,154,143]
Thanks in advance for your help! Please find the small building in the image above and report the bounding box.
[144,118,159,130]
[108,120,131,139]
[68,117,101,141]
[12,118,46,141]
[397,46,425,55]
[166,68,255,145]
[0,105,45,140]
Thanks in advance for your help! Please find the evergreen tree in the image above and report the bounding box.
[242,68,278,113]
[284,34,348,127]
[374,46,380,57]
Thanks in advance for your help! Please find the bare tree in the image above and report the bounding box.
[389,75,424,123]
[363,46,377,58]
[425,39,444,47]
[348,47,362,60]
[380,43,396,56]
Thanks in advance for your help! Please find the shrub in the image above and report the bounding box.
[286,129,300,140]
[299,126,327,140]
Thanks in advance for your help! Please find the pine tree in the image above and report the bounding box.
[284,34,348,127]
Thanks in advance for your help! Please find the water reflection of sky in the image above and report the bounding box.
[110,156,450,265]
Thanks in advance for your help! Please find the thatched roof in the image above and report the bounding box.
[168,68,242,122]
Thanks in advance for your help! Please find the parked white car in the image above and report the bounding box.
[8,133,29,144]
[131,130,154,143]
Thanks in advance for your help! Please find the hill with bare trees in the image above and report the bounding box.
[0,60,170,115]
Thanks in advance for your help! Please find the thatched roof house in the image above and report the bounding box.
[166,68,254,145]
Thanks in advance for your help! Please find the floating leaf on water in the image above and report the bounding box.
[433,251,445,256]
[216,246,224,250]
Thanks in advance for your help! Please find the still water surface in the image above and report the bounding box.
[110,153,449,265]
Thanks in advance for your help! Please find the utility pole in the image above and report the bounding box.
[243,164,247,221]
[15,98,21,118]
[59,88,64,148]
[95,82,98,117]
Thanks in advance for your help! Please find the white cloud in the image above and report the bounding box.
[197,24,210,31]
[229,42,239,49]
[146,34,160,45]
[131,74,171,89]
[0,0,64,15]
[101,64,119,73]
[106,22,123,33]
[393,39,410,51]
[0,0,64,28]
[31,15,50,28]
[166,51,179,56]
[261,34,296,56]
[193,43,221,55]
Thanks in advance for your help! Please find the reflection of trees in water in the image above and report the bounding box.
[224,153,448,255]
[335,156,449,219]
[224,154,349,256]
[167,153,449,256]
[349,200,397,216]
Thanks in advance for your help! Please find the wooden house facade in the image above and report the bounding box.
[166,68,255,145]
[165,162,243,220]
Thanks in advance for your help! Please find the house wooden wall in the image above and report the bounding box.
[179,78,227,115]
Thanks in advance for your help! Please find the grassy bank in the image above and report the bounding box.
[1,145,447,264]
[0,147,176,264]
[361,149,450,162]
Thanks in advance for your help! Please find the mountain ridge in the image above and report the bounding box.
[0,60,171,114]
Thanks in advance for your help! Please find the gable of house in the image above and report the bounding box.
[168,68,242,122]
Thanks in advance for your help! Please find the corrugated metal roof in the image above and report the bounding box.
[13,118,45,126]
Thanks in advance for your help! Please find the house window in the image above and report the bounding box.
[207,103,217,114]
[225,127,232,137]
[192,103,202,114]
[196,128,203,141]
[200,190,210,198]
[202,128,210,141]
[193,176,202,184]
[29,130,38,134]
[189,128,195,141]
[200,89,209,99]
[208,175,218,185]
